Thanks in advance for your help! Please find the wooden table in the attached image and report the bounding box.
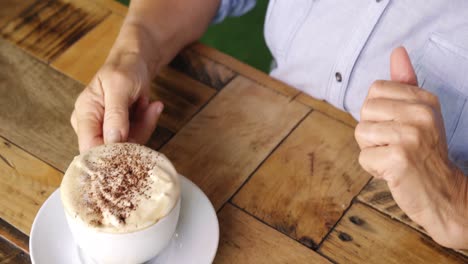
[0,0,467,263]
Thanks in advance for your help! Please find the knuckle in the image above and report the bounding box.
[74,91,88,110]
[418,89,439,106]
[104,106,128,122]
[371,80,386,90]
[369,80,386,95]
[414,104,435,124]
[390,146,408,168]
[354,124,368,148]
[360,99,376,119]
[426,92,439,106]
[358,151,366,167]
[101,67,139,94]
[354,123,364,140]
[403,126,422,146]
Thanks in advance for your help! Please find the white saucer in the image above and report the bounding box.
[30,175,219,264]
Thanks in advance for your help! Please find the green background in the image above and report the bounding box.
[115,0,271,72]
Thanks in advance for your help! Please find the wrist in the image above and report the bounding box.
[437,166,468,249]
[107,21,163,79]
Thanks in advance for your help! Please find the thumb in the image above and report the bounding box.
[103,88,130,144]
[390,46,418,86]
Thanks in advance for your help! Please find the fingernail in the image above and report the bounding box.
[105,129,121,144]
[156,103,164,114]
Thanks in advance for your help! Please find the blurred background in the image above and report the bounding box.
[116,0,272,73]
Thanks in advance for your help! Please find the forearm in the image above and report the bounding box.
[106,0,220,77]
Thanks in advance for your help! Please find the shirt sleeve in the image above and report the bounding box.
[212,0,257,24]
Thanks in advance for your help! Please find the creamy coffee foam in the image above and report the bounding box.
[61,143,180,233]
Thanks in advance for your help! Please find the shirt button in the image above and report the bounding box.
[335,72,342,82]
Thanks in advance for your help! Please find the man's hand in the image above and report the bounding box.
[69,0,221,153]
[71,52,163,153]
[355,47,468,248]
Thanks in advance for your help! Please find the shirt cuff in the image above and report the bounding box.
[212,0,257,24]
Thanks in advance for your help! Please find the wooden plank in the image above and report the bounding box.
[357,179,468,257]
[358,179,423,231]
[190,43,299,97]
[1,0,109,63]
[0,0,37,28]
[319,203,467,264]
[232,111,370,248]
[296,92,357,127]
[0,218,29,253]
[153,67,217,133]
[0,137,62,235]
[94,0,127,16]
[51,13,123,84]
[0,38,80,171]
[214,204,330,264]
[0,236,23,263]
[161,76,310,210]
[146,126,174,151]
[170,48,237,91]
[0,251,31,264]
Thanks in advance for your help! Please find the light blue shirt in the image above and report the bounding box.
[215,0,468,173]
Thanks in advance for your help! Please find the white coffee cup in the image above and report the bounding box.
[64,197,181,263]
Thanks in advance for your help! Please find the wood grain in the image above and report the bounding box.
[0,137,62,235]
[0,0,37,28]
[319,203,467,264]
[51,13,123,84]
[146,126,174,151]
[0,38,80,171]
[358,178,468,257]
[1,0,109,63]
[94,0,127,16]
[0,218,29,253]
[152,67,217,133]
[170,48,237,90]
[214,204,330,264]
[358,179,423,231]
[233,111,370,248]
[161,76,310,209]
[190,43,299,97]
[0,251,31,264]
[296,92,357,127]
[0,236,23,263]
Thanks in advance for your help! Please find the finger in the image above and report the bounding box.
[355,121,424,149]
[359,145,407,185]
[129,96,149,121]
[361,98,435,124]
[359,147,388,178]
[77,115,104,153]
[128,101,164,144]
[75,104,104,153]
[103,87,131,144]
[359,146,392,179]
[390,47,418,86]
[355,121,398,149]
[366,80,439,108]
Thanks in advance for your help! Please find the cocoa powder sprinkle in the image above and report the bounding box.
[80,144,158,226]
